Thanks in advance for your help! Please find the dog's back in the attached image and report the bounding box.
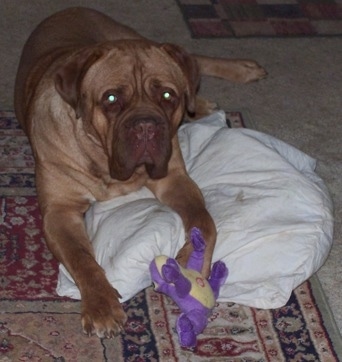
[14,7,140,126]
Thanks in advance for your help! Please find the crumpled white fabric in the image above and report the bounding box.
[56,111,333,309]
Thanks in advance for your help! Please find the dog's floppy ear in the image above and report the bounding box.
[160,43,200,114]
[55,48,104,118]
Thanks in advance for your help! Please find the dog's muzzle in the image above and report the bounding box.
[110,115,172,181]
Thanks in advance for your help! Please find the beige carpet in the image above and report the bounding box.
[1,0,341,337]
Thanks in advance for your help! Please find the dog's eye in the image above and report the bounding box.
[106,93,117,103]
[162,91,172,101]
[102,90,121,113]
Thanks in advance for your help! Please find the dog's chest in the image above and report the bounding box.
[90,166,149,202]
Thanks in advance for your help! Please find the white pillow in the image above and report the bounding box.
[57,111,333,308]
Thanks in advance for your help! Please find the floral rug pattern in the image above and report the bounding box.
[0,111,340,361]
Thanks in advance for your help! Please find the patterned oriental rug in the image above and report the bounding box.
[1,110,341,361]
[175,0,342,38]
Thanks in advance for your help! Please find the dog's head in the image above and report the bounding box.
[55,40,200,181]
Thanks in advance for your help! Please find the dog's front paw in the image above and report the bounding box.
[237,60,267,83]
[81,286,127,338]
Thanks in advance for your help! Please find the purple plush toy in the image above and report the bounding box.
[149,227,228,348]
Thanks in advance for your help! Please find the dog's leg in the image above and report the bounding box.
[185,96,218,121]
[147,137,216,278]
[194,55,267,83]
[42,206,127,338]
[150,177,216,278]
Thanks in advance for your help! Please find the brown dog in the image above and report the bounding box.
[14,7,266,338]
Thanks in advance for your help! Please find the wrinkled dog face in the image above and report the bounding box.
[55,40,199,181]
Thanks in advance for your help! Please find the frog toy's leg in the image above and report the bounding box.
[176,309,208,348]
[176,313,197,348]
[186,227,206,272]
[208,261,229,299]
[162,259,192,298]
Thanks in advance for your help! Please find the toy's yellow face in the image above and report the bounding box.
[181,268,215,309]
